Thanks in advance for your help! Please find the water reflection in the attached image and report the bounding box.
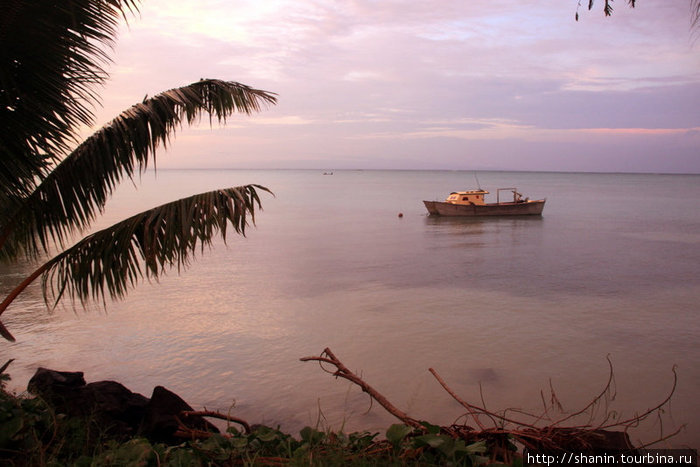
[424,215,544,227]
[1,170,698,448]
[424,215,543,241]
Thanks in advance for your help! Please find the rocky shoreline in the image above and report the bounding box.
[27,367,219,445]
[1,359,681,466]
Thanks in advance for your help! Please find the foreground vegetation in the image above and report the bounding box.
[0,380,504,467]
[1,349,682,467]
[1,5,687,465]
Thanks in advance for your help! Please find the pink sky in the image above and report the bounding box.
[92,0,700,173]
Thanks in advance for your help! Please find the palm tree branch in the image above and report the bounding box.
[0,0,140,201]
[0,184,271,341]
[0,79,276,261]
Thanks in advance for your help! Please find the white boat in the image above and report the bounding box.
[423,188,545,216]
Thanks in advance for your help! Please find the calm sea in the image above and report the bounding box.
[2,169,699,447]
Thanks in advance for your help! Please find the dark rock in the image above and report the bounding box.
[140,385,219,444]
[80,381,150,437]
[28,368,86,395]
[28,368,92,423]
[27,368,219,444]
[586,429,634,451]
[28,369,147,440]
[526,427,634,453]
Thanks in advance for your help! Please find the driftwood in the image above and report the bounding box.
[138,347,680,462]
[180,409,251,434]
[300,347,423,429]
[172,409,253,442]
[300,347,682,460]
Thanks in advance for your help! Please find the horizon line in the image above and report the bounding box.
[140,167,700,176]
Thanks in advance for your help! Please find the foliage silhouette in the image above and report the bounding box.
[0,0,276,341]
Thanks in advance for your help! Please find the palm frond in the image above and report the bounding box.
[604,1,613,17]
[0,184,271,340]
[578,0,637,19]
[0,0,140,200]
[45,184,270,304]
[0,320,14,342]
[0,79,277,261]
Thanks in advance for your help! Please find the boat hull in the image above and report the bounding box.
[423,199,545,216]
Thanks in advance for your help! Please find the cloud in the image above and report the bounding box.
[95,0,700,173]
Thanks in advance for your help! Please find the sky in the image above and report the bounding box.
[93,0,700,173]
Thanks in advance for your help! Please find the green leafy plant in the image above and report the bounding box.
[385,423,493,466]
[1,381,521,467]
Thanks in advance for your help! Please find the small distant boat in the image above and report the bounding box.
[423,188,545,217]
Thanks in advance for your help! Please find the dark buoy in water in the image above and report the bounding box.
[398,212,404,218]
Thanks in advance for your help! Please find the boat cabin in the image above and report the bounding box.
[445,189,489,206]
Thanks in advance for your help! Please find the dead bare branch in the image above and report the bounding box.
[300,347,423,429]
[181,409,251,434]
[301,348,680,454]
[599,365,678,430]
[552,354,615,427]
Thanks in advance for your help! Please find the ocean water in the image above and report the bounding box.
[2,169,699,447]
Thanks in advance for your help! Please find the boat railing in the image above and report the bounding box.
[496,187,519,204]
